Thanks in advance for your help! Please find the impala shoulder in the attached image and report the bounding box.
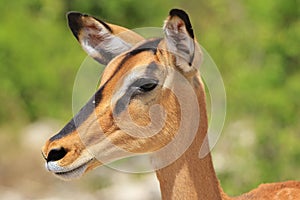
[235,181,300,200]
[268,181,300,199]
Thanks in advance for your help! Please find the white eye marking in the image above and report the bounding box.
[111,67,146,105]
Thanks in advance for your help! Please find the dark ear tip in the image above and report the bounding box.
[169,8,194,39]
[67,11,83,22]
[67,12,84,40]
[169,8,188,17]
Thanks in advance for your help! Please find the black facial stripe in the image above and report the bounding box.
[114,90,133,115]
[49,39,162,141]
[114,77,159,116]
[49,85,104,141]
[114,78,158,115]
[113,59,160,116]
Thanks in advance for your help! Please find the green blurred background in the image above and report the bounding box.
[0,0,299,199]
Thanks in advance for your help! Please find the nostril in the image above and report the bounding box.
[47,147,68,162]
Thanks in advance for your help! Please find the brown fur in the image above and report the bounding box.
[235,181,300,200]
[42,9,300,199]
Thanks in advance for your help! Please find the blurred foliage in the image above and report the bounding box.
[0,0,299,197]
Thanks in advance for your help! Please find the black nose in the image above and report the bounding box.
[47,147,68,162]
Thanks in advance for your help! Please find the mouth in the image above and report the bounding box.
[52,159,93,180]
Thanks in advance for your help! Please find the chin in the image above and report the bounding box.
[51,159,102,181]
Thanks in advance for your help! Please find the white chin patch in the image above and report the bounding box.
[53,162,89,181]
[45,153,94,180]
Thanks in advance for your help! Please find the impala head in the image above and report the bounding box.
[42,9,204,180]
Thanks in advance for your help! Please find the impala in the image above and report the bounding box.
[42,9,300,199]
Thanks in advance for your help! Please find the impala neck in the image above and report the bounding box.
[155,76,228,200]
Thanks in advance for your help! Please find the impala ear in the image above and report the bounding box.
[67,12,144,65]
[164,9,200,73]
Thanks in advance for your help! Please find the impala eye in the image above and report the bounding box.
[131,78,158,94]
[139,82,158,92]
